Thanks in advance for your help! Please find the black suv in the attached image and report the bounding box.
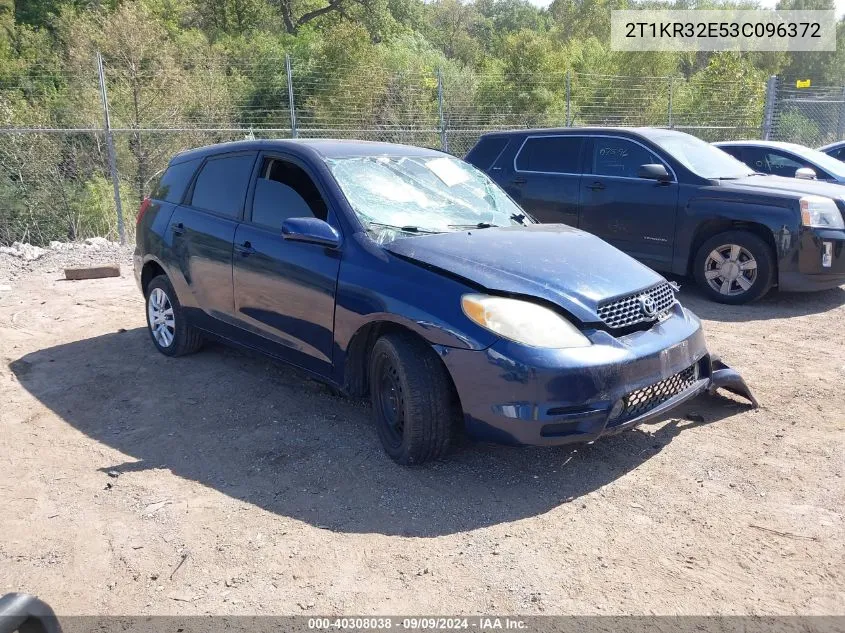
[466,128,845,303]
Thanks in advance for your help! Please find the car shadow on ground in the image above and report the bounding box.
[669,275,845,322]
[10,328,749,537]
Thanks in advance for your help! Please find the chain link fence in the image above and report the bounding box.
[2,53,843,247]
[769,79,845,147]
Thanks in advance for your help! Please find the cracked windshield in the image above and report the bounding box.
[326,155,530,241]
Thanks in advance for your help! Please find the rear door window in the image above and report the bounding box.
[591,137,665,179]
[515,136,583,174]
[189,153,258,218]
[151,157,201,203]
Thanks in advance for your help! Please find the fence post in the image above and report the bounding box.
[762,75,778,140]
[437,68,447,153]
[96,52,126,245]
[837,87,845,141]
[565,71,571,127]
[286,54,297,139]
[667,77,674,129]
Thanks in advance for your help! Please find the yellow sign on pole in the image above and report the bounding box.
[796,79,812,88]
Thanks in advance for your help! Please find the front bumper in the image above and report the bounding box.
[438,304,755,446]
[780,228,845,292]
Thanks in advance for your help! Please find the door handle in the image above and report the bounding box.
[235,241,255,256]
[511,176,527,185]
[171,222,185,235]
[586,181,605,191]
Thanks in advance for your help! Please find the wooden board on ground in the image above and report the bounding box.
[64,265,121,280]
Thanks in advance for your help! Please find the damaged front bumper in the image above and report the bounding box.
[708,356,758,408]
[437,304,757,447]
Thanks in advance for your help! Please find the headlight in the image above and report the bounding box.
[461,294,591,348]
[800,196,845,229]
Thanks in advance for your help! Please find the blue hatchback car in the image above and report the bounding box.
[134,140,755,464]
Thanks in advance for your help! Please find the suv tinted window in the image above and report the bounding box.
[515,136,583,173]
[151,157,201,203]
[465,136,509,170]
[830,147,845,161]
[190,153,257,217]
[250,157,328,229]
[591,137,663,179]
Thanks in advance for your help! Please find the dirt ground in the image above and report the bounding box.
[0,251,843,616]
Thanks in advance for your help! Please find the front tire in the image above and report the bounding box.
[368,332,459,465]
[693,231,775,304]
[145,275,204,356]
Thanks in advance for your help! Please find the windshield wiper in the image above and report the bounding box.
[448,222,498,229]
[510,213,528,225]
[367,222,441,234]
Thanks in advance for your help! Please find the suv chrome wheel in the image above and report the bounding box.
[703,244,758,297]
[147,287,175,348]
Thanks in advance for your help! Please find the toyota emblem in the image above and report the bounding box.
[639,294,657,318]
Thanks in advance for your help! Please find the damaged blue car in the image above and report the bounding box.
[134,140,756,465]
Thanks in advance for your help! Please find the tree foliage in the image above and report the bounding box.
[1,0,844,244]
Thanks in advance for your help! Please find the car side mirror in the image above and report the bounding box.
[638,163,671,182]
[795,167,816,180]
[281,217,341,248]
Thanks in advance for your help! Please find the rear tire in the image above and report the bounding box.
[368,332,459,465]
[145,275,204,357]
[693,231,774,304]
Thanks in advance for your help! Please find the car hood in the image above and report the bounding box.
[719,174,845,199]
[383,224,666,323]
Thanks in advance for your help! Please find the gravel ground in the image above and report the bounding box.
[0,245,843,616]
[0,239,134,283]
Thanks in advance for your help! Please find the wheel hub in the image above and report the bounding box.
[720,260,740,282]
[374,357,404,449]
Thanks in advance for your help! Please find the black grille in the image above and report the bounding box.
[617,364,698,423]
[596,282,676,329]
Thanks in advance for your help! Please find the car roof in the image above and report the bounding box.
[713,140,809,151]
[478,127,691,140]
[818,140,845,151]
[170,139,446,165]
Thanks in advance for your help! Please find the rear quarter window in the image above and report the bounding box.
[465,136,509,170]
[151,157,202,203]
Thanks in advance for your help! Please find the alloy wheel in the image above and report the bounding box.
[147,287,176,348]
[703,244,758,297]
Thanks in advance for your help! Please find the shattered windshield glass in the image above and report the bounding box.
[325,155,531,241]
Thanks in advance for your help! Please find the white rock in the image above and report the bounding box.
[0,242,46,261]
[84,237,112,249]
